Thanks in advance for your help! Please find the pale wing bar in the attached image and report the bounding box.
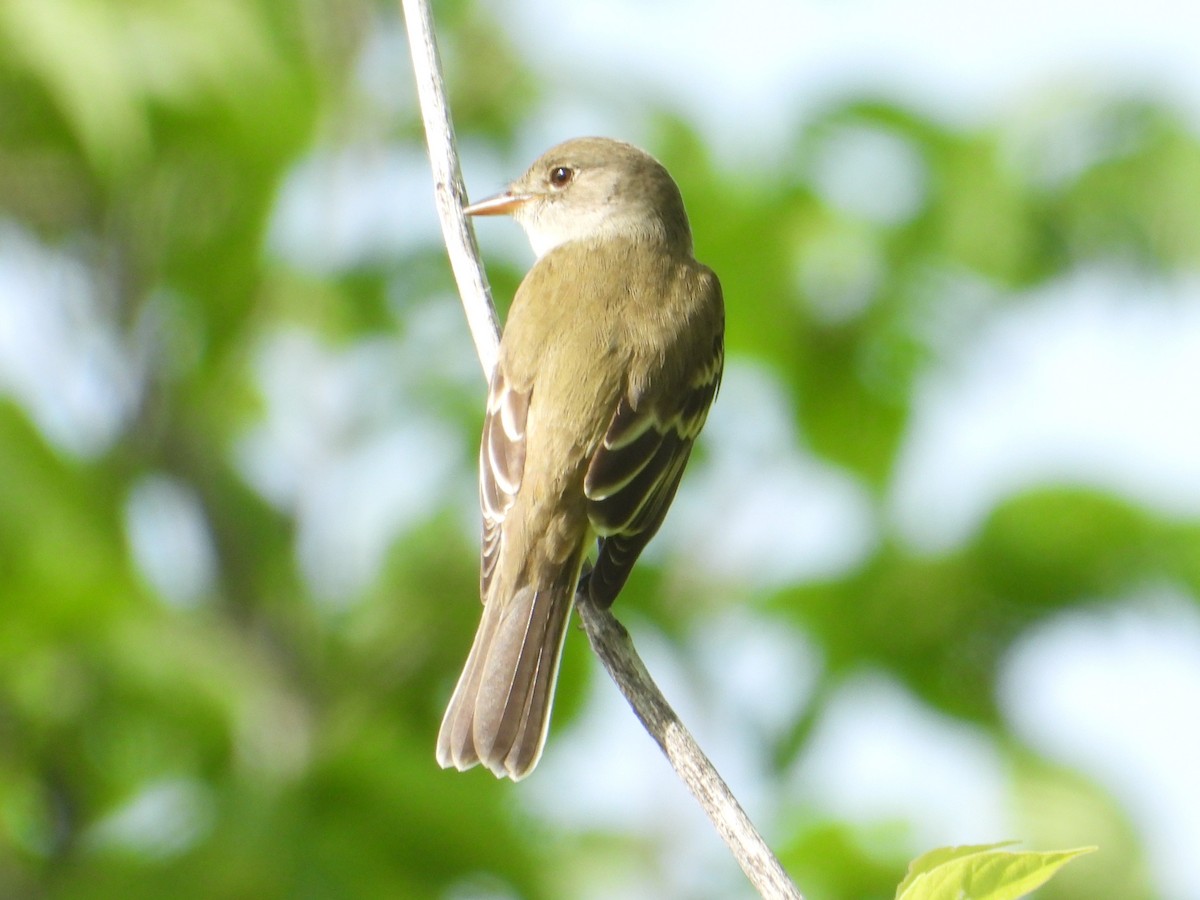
[479,369,530,599]
[583,340,723,607]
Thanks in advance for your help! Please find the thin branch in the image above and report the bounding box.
[576,591,803,900]
[400,3,802,898]
[401,0,500,378]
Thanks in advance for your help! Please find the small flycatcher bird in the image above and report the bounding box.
[436,137,724,780]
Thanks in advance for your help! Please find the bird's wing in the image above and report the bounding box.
[479,366,530,600]
[583,331,723,607]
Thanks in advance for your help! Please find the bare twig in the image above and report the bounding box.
[401,0,500,378]
[401,3,802,898]
[576,592,803,900]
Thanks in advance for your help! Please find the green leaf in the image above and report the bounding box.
[896,843,1096,900]
[895,843,1018,898]
[0,0,294,178]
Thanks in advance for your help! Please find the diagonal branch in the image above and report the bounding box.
[401,3,802,897]
[575,583,803,900]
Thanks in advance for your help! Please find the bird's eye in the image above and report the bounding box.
[548,166,574,187]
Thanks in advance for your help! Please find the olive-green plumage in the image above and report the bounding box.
[436,138,724,780]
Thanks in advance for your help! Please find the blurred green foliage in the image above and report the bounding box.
[1,1,1196,899]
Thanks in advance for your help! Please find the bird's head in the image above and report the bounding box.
[464,137,692,258]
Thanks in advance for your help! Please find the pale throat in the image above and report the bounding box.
[517,205,676,260]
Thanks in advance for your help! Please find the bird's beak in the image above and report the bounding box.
[463,191,533,217]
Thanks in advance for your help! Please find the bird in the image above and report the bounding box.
[436,137,724,780]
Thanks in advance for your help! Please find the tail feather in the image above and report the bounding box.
[437,580,574,780]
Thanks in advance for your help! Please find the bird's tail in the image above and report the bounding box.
[436,561,579,780]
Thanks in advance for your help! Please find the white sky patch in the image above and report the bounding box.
[0,224,140,457]
[85,778,215,860]
[806,124,930,226]
[266,145,445,274]
[790,672,1012,849]
[233,324,469,605]
[494,0,1200,163]
[522,624,752,898]
[523,613,815,900]
[659,360,877,588]
[124,474,218,607]
[1000,590,1200,900]
[292,424,462,601]
[889,268,1200,552]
